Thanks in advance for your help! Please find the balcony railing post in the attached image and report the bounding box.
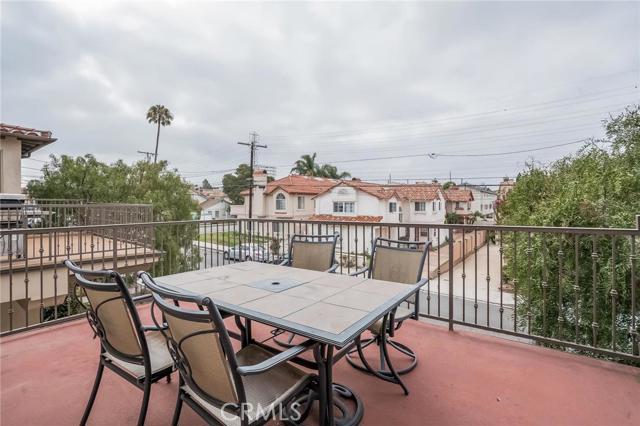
[448,230,454,331]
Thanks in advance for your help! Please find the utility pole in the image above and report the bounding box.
[238,131,267,225]
[137,150,155,162]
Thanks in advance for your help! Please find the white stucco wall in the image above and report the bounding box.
[200,200,231,220]
[0,136,22,193]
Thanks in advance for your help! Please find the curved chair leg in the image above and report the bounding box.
[380,329,409,395]
[274,331,297,348]
[346,335,418,375]
[137,380,152,426]
[80,361,105,426]
[171,394,183,426]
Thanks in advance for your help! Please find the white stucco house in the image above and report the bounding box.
[462,185,497,219]
[199,197,231,220]
[232,171,450,254]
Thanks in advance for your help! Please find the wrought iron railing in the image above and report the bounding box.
[1,218,638,363]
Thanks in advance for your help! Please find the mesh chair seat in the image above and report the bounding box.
[103,330,174,379]
[182,345,312,425]
[369,305,414,335]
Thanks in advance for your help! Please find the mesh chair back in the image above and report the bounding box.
[370,239,428,285]
[140,273,244,409]
[290,234,338,272]
[64,260,144,362]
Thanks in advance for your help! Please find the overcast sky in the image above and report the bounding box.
[2,1,638,188]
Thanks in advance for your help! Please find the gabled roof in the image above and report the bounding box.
[1,123,57,158]
[444,187,474,202]
[313,180,442,201]
[240,175,337,196]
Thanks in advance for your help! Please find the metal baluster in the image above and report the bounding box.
[573,234,580,343]
[487,230,491,327]
[542,233,549,335]
[437,228,441,317]
[557,235,565,339]
[513,232,518,333]
[630,235,638,355]
[526,232,532,334]
[24,236,29,328]
[39,234,44,324]
[474,228,478,324]
[591,235,599,347]
[8,233,14,331]
[462,231,466,322]
[610,236,617,352]
[499,230,504,329]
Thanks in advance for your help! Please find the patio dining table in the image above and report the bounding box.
[155,261,424,426]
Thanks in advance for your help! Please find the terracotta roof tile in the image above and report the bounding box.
[240,175,337,196]
[444,187,474,202]
[308,214,384,223]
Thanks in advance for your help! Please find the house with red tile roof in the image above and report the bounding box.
[232,171,450,246]
[235,170,338,220]
[443,186,475,222]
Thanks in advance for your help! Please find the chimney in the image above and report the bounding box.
[251,169,268,217]
[253,169,268,187]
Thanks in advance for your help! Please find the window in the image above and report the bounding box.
[420,228,429,237]
[389,202,397,213]
[297,196,305,210]
[432,201,436,211]
[275,193,286,211]
[272,222,281,233]
[438,201,442,210]
[414,202,426,212]
[215,210,220,218]
[333,201,355,213]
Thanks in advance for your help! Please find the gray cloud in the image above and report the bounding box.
[2,1,638,187]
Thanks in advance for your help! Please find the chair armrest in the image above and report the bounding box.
[415,277,428,289]
[237,340,316,376]
[325,263,339,273]
[132,293,152,303]
[278,258,290,266]
[349,267,369,277]
[142,324,168,332]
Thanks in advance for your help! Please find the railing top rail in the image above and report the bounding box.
[1,217,639,236]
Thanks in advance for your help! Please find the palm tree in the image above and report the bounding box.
[319,164,351,179]
[146,105,174,163]
[291,153,320,176]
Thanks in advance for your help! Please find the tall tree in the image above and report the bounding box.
[291,153,351,179]
[146,104,174,163]
[291,153,320,176]
[27,155,196,220]
[319,164,351,179]
[201,179,213,189]
[500,106,640,353]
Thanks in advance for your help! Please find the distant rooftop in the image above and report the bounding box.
[0,123,57,158]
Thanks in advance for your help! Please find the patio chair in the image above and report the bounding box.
[278,233,340,272]
[274,233,339,347]
[346,237,429,381]
[63,260,174,426]
[137,271,317,426]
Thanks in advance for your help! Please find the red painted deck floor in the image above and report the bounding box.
[1,310,639,426]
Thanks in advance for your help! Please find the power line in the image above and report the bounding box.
[271,138,594,167]
[268,85,637,140]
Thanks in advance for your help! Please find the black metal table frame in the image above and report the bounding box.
[234,305,410,425]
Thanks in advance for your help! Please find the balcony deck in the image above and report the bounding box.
[1,307,638,426]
